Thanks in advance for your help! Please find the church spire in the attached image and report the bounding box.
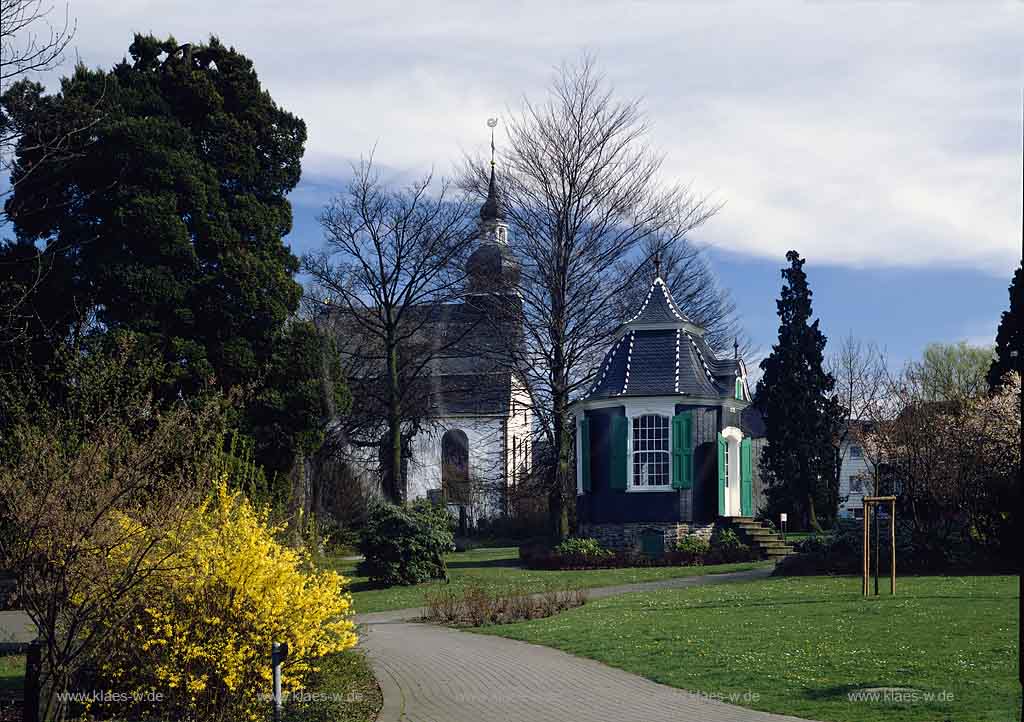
[480,117,505,223]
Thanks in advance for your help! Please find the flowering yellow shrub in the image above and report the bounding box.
[96,481,357,721]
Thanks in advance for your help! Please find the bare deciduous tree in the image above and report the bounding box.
[827,334,889,496]
[466,56,720,537]
[0,338,226,722]
[303,159,478,503]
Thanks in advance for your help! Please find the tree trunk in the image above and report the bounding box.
[386,330,404,504]
[287,450,308,547]
[550,385,572,540]
[806,493,823,534]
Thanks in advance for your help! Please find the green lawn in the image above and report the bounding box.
[477,575,1020,722]
[0,654,24,694]
[325,547,769,614]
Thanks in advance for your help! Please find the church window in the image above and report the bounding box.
[441,429,470,503]
[632,414,670,487]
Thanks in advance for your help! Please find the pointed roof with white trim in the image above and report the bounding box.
[623,276,691,327]
[581,274,746,401]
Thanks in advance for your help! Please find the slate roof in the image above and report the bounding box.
[320,296,519,418]
[582,275,744,401]
[428,372,512,416]
[624,277,691,325]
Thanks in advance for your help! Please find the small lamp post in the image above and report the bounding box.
[272,642,289,722]
[780,512,787,541]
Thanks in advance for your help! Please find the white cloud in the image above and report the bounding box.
[23,0,1024,275]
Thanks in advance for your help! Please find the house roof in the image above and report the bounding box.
[581,275,744,402]
[623,277,691,326]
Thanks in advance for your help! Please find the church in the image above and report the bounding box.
[357,167,533,523]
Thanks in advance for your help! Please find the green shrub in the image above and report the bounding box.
[708,527,756,563]
[553,537,611,558]
[357,500,454,586]
[675,534,711,563]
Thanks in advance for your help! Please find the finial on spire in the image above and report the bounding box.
[734,337,740,359]
[653,250,662,279]
[487,117,498,167]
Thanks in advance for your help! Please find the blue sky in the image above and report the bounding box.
[12,0,1024,370]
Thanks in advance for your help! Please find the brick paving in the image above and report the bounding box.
[356,567,819,722]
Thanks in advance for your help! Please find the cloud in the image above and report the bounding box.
[22,0,1024,275]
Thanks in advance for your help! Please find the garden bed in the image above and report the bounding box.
[424,585,586,626]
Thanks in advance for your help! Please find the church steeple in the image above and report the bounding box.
[467,118,518,293]
[480,165,506,223]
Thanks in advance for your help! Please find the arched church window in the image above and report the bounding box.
[441,429,470,503]
[632,414,670,487]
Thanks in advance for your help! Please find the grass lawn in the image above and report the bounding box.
[324,547,769,614]
[0,655,23,694]
[283,649,381,722]
[477,574,1020,722]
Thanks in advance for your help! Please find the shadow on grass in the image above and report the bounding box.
[445,557,522,570]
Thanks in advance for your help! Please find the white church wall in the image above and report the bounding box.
[407,415,509,520]
[505,377,533,491]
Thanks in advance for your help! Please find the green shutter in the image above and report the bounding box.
[735,379,743,400]
[672,411,693,489]
[717,433,727,516]
[740,437,753,516]
[610,416,628,490]
[580,418,591,493]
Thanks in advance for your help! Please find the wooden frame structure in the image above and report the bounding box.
[862,495,896,596]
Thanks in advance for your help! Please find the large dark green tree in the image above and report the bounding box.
[0,35,338,481]
[754,250,844,532]
[988,264,1024,391]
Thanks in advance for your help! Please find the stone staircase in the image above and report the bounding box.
[728,517,795,561]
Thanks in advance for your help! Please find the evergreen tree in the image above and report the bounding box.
[0,35,340,479]
[988,264,1024,391]
[754,250,844,531]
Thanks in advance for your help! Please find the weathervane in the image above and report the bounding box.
[487,117,498,166]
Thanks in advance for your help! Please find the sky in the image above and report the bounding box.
[15,0,1024,369]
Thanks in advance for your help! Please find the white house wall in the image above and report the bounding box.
[838,438,872,517]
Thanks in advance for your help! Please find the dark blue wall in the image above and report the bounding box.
[577,405,682,524]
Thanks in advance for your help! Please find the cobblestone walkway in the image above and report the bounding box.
[356,568,819,722]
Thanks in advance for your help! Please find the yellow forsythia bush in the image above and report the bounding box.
[96,481,357,721]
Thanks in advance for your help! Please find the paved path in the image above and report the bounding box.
[357,567,819,722]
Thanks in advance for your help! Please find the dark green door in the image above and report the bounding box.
[640,529,664,558]
[740,437,753,517]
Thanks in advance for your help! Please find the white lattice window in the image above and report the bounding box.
[632,414,670,487]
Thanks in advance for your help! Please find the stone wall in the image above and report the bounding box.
[579,521,715,553]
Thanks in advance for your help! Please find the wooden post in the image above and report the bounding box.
[23,640,41,722]
[873,503,880,596]
[890,498,896,595]
[863,496,896,597]
[862,500,869,596]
